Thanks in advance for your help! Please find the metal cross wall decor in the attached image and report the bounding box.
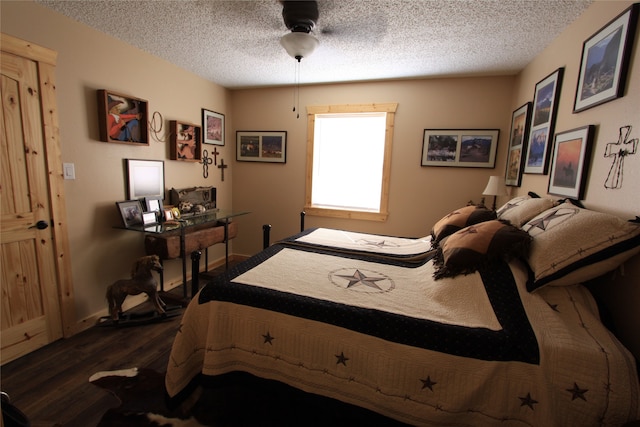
[201,149,213,178]
[604,125,638,189]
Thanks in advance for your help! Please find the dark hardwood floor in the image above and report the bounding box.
[2,260,409,427]
[1,298,183,427]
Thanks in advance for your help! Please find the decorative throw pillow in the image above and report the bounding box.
[431,205,496,246]
[433,220,532,279]
[497,196,556,227]
[522,202,640,291]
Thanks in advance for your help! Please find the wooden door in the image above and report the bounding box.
[1,44,65,364]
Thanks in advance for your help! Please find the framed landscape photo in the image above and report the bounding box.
[505,102,532,186]
[97,89,149,145]
[170,121,201,161]
[125,159,165,200]
[524,68,564,175]
[116,200,144,228]
[547,125,595,199]
[573,4,639,113]
[202,109,224,146]
[237,131,287,163]
[421,129,499,168]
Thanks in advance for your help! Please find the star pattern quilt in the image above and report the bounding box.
[166,228,639,426]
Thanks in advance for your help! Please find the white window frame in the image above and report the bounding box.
[305,103,398,221]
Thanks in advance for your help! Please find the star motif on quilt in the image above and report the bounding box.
[497,202,519,216]
[525,209,573,232]
[262,331,275,345]
[547,302,560,312]
[566,383,588,401]
[518,392,538,410]
[357,239,399,249]
[445,210,463,219]
[335,351,349,366]
[459,225,479,236]
[336,269,386,290]
[420,376,437,391]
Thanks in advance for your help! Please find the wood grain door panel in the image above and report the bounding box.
[1,50,63,364]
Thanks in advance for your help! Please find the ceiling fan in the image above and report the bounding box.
[279,1,320,61]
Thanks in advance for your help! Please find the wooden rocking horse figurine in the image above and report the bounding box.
[106,255,166,322]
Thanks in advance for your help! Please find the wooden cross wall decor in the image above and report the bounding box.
[218,159,228,182]
[211,146,220,165]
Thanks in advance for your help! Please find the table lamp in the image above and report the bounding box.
[482,176,507,210]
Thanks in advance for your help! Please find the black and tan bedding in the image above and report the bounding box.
[166,200,640,426]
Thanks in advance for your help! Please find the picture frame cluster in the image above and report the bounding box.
[500,3,637,200]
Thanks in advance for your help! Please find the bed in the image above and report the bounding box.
[165,197,640,426]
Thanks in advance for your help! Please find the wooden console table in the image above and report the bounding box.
[119,210,249,300]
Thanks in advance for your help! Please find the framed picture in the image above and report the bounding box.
[163,208,175,221]
[420,129,499,168]
[125,159,165,200]
[524,68,564,175]
[202,109,225,146]
[505,102,532,186]
[547,125,595,199]
[142,212,157,225]
[116,200,144,228]
[237,131,287,163]
[97,89,149,145]
[573,4,639,113]
[170,121,201,161]
[144,196,163,213]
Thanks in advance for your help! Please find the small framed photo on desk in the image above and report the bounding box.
[142,211,157,225]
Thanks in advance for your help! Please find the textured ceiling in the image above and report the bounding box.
[37,0,594,89]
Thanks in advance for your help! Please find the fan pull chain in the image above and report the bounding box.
[293,56,302,119]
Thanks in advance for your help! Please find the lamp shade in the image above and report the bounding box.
[482,176,507,196]
[280,32,319,60]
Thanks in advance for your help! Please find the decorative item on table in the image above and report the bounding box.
[573,4,639,113]
[125,159,165,200]
[482,176,507,211]
[170,121,202,161]
[420,129,499,168]
[116,200,145,228]
[524,68,564,175]
[144,196,163,223]
[97,90,149,145]
[170,186,217,217]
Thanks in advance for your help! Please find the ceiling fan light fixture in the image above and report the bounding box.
[280,32,319,60]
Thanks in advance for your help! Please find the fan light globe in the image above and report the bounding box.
[280,32,319,60]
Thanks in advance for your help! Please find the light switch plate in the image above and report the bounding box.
[63,163,75,180]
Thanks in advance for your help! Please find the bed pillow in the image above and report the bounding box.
[431,205,496,246]
[433,220,532,279]
[496,196,556,227]
[522,202,640,291]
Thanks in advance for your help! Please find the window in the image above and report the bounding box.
[305,103,398,221]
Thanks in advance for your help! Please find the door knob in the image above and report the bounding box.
[29,220,49,230]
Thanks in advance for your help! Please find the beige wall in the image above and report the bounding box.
[1,1,233,327]
[513,0,640,219]
[2,1,638,338]
[231,77,516,255]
